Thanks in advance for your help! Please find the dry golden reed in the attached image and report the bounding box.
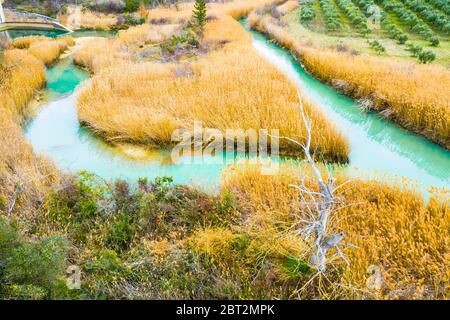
[276,0,299,16]
[12,36,50,49]
[58,8,118,30]
[0,50,45,119]
[73,22,179,73]
[26,37,73,66]
[0,50,58,220]
[249,14,450,148]
[223,162,450,299]
[75,13,349,162]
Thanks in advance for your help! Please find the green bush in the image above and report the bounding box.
[105,213,138,251]
[299,2,316,24]
[369,39,386,54]
[192,0,207,30]
[0,218,68,299]
[418,50,436,63]
[0,217,18,254]
[3,235,68,289]
[124,0,140,12]
[406,42,423,57]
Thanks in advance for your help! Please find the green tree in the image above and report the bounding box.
[124,0,140,12]
[192,0,207,30]
[418,50,436,64]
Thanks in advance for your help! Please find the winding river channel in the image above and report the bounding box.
[19,24,450,195]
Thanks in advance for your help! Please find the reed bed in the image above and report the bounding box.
[27,40,66,66]
[12,36,50,49]
[73,22,179,73]
[58,8,118,30]
[249,13,450,148]
[222,162,450,299]
[76,13,349,162]
[0,50,45,120]
[0,50,58,220]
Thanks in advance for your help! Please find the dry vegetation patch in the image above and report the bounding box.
[0,49,59,222]
[223,162,450,299]
[74,3,349,162]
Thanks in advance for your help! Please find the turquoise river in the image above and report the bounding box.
[21,25,450,195]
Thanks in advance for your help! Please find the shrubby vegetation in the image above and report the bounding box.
[335,0,370,34]
[405,42,436,63]
[377,0,440,45]
[299,0,316,24]
[318,0,342,31]
[0,218,69,299]
[368,38,386,53]
[428,0,450,15]
[1,164,448,299]
[399,0,449,33]
[0,0,449,301]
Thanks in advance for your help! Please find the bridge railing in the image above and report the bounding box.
[5,8,60,23]
[0,8,73,32]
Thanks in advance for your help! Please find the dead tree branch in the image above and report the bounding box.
[287,92,357,273]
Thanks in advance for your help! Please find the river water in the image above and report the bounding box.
[22,27,450,194]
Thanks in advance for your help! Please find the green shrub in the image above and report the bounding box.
[124,0,140,12]
[369,39,386,54]
[3,235,68,289]
[5,284,47,300]
[0,194,5,212]
[278,254,312,281]
[0,217,18,260]
[430,36,439,47]
[397,33,408,44]
[299,2,316,24]
[192,0,207,30]
[0,218,68,299]
[418,50,436,63]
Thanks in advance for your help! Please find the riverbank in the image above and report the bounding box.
[0,43,64,221]
[248,12,450,149]
[74,10,349,162]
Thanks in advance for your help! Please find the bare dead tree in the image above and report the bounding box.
[276,92,357,274]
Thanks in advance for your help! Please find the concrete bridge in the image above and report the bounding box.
[0,2,72,33]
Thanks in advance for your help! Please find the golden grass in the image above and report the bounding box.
[223,162,450,299]
[58,8,118,30]
[12,36,50,49]
[0,50,58,220]
[144,0,285,22]
[0,37,67,218]
[0,50,46,120]
[73,23,179,73]
[212,0,286,19]
[76,13,349,162]
[27,39,69,66]
[249,14,450,148]
[276,1,299,16]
